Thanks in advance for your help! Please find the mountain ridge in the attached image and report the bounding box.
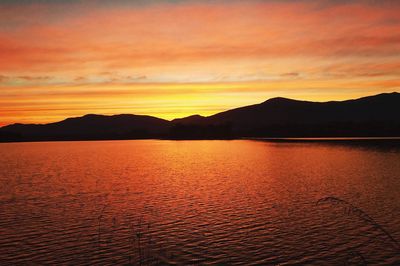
[1,92,400,141]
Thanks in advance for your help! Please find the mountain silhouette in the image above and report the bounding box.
[1,92,400,142]
[173,92,400,138]
[0,114,169,142]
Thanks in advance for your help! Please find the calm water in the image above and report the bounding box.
[0,140,400,265]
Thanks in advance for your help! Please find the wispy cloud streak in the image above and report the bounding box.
[0,0,399,124]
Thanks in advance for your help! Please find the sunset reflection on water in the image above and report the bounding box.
[0,140,399,264]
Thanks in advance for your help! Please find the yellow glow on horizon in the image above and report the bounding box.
[1,78,398,126]
[0,1,399,126]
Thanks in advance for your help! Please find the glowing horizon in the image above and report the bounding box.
[1,0,399,126]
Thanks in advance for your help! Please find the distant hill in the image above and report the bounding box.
[172,92,400,138]
[0,114,170,142]
[1,92,400,142]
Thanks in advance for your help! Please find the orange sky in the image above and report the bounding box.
[0,0,399,126]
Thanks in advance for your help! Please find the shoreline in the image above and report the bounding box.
[2,136,400,144]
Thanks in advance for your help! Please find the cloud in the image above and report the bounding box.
[0,75,9,82]
[281,72,300,77]
[1,1,399,73]
[74,76,86,82]
[17,76,52,81]
[0,75,53,84]
[0,0,399,124]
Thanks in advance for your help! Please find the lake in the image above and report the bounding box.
[0,140,400,265]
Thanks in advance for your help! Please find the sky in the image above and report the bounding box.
[0,0,399,125]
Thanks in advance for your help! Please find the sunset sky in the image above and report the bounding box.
[0,0,399,126]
